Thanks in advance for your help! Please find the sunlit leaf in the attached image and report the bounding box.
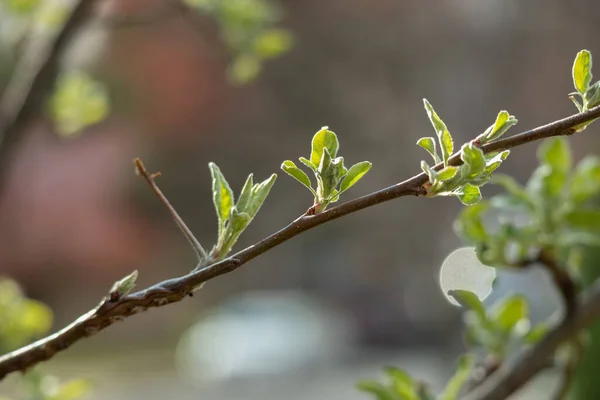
[573,49,593,94]
[209,162,234,235]
[423,99,453,165]
[482,111,518,143]
[310,127,339,167]
[439,354,475,400]
[282,160,315,195]
[416,137,439,162]
[570,156,600,204]
[454,184,482,205]
[492,295,528,333]
[339,161,372,194]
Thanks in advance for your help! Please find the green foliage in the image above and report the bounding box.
[281,127,371,213]
[209,163,276,259]
[0,279,52,353]
[418,100,514,205]
[184,0,292,85]
[456,137,600,269]
[570,50,600,131]
[0,0,40,15]
[108,270,138,298]
[0,278,90,400]
[48,72,110,137]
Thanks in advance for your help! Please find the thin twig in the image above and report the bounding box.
[134,158,208,263]
[1,105,600,380]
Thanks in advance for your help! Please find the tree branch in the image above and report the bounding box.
[0,0,97,153]
[464,275,600,400]
[1,105,600,380]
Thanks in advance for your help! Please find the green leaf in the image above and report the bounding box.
[281,160,315,195]
[454,184,482,206]
[565,209,600,232]
[339,161,372,194]
[109,270,138,297]
[385,367,418,400]
[573,49,593,94]
[453,201,489,242]
[244,173,277,218]
[49,72,110,137]
[236,174,254,213]
[310,127,339,167]
[570,156,600,204]
[209,162,234,236]
[492,174,533,207]
[539,137,571,172]
[318,146,333,174]
[321,156,347,199]
[485,150,511,174]
[482,111,518,142]
[437,166,459,181]
[421,160,436,183]
[356,381,397,400]
[570,95,584,112]
[252,29,293,59]
[416,137,439,162]
[460,143,487,178]
[492,295,528,333]
[299,157,317,172]
[585,81,600,108]
[423,99,453,165]
[439,354,475,400]
[448,290,486,319]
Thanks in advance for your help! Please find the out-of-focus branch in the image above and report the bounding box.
[1,106,599,380]
[464,277,600,400]
[0,0,97,151]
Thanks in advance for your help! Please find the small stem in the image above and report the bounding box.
[135,158,208,263]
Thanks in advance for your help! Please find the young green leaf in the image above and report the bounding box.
[539,137,571,172]
[585,81,600,109]
[570,95,584,112]
[460,143,487,178]
[523,322,550,344]
[244,173,278,218]
[310,127,339,167]
[448,289,486,318]
[439,354,475,400]
[570,156,600,204]
[416,137,439,162]
[384,367,419,400]
[299,156,317,172]
[318,147,333,174]
[236,174,254,214]
[492,295,528,333]
[573,49,593,95]
[481,111,518,143]
[356,381,397,400]
[437,166,459,182]
[453,202,490,243]
[423,99,453,165]
[454,184,482,206]
[485,150,510,174]
[339,161,372,194]
[282,160,315,195]
[209,162,234,235]
[491,174,532,207]
[421,160,437,183]
[109,270,138,297]
[320,156,347,199]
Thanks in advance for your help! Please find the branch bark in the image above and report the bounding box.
[1,105,599,380]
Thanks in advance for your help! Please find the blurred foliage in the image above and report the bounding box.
[361,50,600,400]
[48,72,110,137]
[184,0,292,84]
[0,278,90,400]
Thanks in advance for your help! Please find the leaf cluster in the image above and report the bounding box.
[281,127,371,213]
[418,101,516,205]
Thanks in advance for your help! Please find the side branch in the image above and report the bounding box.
[1,106,600,380]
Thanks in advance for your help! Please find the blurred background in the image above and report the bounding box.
[0,0,599,399]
